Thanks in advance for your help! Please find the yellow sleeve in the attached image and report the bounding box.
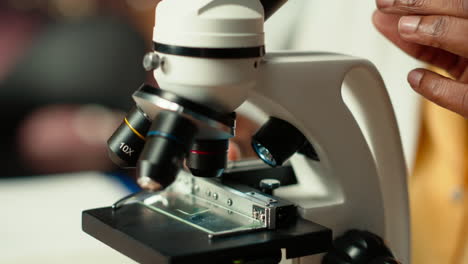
[411,69,468,264]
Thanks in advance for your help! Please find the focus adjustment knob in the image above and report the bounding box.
[259,178,281,195]
[322,230,399,264]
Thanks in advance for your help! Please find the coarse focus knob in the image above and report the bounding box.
[322,230,399,264]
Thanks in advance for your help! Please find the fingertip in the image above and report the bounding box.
[372,9,394,23]
[408,69,425,90]
[372,9,385,30]
[371,10,401,38]
[406,69,468,117]
[376,0,395,9]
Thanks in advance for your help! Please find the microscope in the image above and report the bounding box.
[82,1,410,263]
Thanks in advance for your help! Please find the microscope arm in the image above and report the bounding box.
[249,52,410,264]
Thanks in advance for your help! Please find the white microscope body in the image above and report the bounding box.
[93,1,410,263]
[151,0,410,262]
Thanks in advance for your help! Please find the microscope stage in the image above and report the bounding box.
[82,203,332,263]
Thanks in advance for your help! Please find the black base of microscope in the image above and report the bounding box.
[82,203,332,264]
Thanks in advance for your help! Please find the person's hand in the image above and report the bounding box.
[373,0,468,117]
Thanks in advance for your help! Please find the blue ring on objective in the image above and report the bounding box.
[147,130,184,145]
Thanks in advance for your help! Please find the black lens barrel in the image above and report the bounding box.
[187,139,229,178]
[107,107,151,168]
[252,117,307,167]
[138,111,197,188]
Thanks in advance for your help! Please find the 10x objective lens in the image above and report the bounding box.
[107,106,151,168]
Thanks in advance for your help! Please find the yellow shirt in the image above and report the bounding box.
[412,96,468,264]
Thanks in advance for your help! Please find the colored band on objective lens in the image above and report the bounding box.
[190,150,226,155]
[124,117,146,141]
[147,130,183,145]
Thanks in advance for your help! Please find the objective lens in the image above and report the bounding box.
[107,106,151,168]
[138,111,197,188]
[186,139,229,178]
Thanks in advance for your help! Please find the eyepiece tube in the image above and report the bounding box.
[137,111,198,189]
[260,0,288,20]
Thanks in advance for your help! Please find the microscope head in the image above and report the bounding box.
[151,0,266,111]
[108,0,268,189]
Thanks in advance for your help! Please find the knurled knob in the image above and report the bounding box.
[259,178,281,195]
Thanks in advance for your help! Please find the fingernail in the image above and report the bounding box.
[377,0,395,8]
[399,16,421,35]
[408,70,424,88]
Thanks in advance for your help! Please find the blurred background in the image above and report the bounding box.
[0,1,158,263]
[0,0,155,177]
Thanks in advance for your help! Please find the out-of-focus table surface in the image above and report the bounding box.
[1,172,137,263]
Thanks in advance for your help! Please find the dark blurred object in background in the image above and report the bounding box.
[2,17,146,109]
[0,1,152,176]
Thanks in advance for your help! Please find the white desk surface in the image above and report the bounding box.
[1,172,137,263]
